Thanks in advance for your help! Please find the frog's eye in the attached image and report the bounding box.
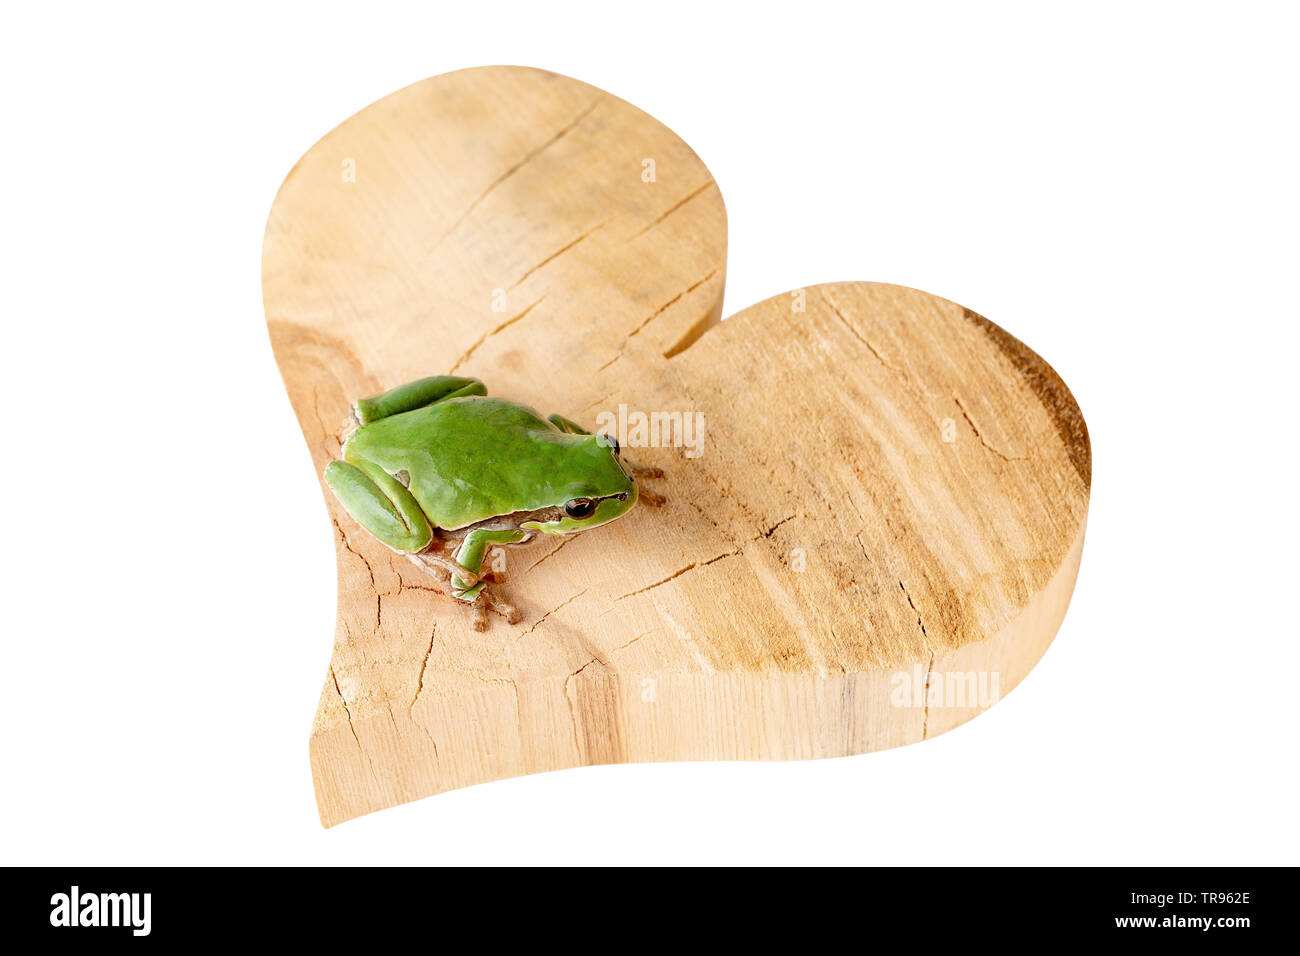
[598,433,620,455]
[564,498,597,519]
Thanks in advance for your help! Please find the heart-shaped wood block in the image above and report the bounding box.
[264,66,1090,827]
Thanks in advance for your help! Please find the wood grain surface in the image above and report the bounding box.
[262,66,1090,827]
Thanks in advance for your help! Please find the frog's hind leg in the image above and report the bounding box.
[324,460,433,553]
[353,375,486,424]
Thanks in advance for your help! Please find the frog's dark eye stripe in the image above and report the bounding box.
[564,498,597,519]
[598,433,620,455]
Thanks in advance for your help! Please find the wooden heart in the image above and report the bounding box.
[263,66,1090,827]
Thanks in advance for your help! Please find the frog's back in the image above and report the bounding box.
[343,396,625,530]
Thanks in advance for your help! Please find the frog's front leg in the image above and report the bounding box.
[324,459,433,553]
[547,413,588,435]
[450,528,528,594]
[354,375,486,424]
[451,528,527,629]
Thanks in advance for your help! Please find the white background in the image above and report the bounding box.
[3,1,1297,865]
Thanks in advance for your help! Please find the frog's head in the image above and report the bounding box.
[522,433,638,535]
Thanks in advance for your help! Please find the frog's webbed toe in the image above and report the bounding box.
[626,461,665,506]
[468,588,520,630]
[406,553,520,630]
[482,590,521,624]
[471,599,489,631]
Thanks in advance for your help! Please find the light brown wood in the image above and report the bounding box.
[263,66,1091,827]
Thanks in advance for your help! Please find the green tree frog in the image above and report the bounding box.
[324,376,662,629]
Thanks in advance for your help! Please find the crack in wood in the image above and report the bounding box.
[330,666,380,784]
[510,223,606,289]
[897,579,936,738]
[521,534,578,575]
[953,393,1028,462]
[615,549,743,602]
[517,587,589,640]
[820,288,934,402]
[626,181,715,241]
[448,294,548,373]
[430,96,604,252]
[411,627,436,712]
[598,268,719,372]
